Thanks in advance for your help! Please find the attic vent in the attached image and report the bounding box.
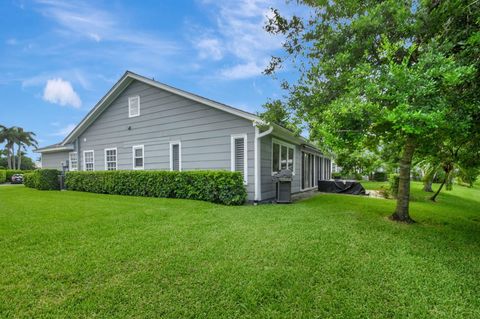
[128,96,140,117]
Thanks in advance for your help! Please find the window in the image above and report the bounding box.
[169,141,181,171]
[272,143,280,172]
[231,134,247,184]
[104,148,117,171]
[128,96,140,117]
[83,150,94,171]
[132,145,144,169]
[272,139,295,174]
[69,152,78,171]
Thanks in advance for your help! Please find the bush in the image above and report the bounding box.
[23,169,60,190]
[23,172,36,188]
[0,170,6,184]
[389,174,400,199]
[372,171,388,182]
[332,172,342,179]
[66,170,247,205]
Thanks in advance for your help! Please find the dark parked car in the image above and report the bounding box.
[11,174,23,184]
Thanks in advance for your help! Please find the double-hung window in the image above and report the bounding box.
[272,139,295,174]
[231,134,247,184]
[132,145,144,170]
[169,141,181,171]
[105,148,117,170]
[69,152,78,171]
[128,96,140,117]
[83,150,94,171]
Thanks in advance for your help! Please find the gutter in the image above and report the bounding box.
[254,122,274,203]
[34,144,75,153]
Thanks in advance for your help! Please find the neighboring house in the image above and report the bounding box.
[36,71,332,202]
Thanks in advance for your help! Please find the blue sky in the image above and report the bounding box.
[0,0,302,159]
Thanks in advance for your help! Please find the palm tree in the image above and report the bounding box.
[0,126,18,169]
[15,128,38,170]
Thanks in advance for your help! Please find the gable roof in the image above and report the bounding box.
[60,71,263,146]
[37,71,321,153]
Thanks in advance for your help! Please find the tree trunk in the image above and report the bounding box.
[423,175,434,192]
[12,144,16,170]
[430,177,445,202]
[431,164,453,201]
[17,143,22,170]
[7,146,12,169]
[390,137,416,223]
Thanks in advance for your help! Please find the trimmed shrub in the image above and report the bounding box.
[66,170,247,205]
[372,171,388,182]
[0,170,6,184]
[23,169,60,190]
[23,172,36,188]
[36,169,61,190]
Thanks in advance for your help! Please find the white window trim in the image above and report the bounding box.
[169,141,182,171]
[230,133,248,185]
[69,151,78,171]
[271,138,296,175]
[132,145,144,170]
[128,95,140,118]
[83,150,95,171]
[104,147,117,171]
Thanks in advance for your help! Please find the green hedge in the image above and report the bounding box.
[23,169,60,190]
[0,170,6,184]
[66,170,247,205]
[23,172,35,188]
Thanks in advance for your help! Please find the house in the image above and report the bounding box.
[36,71,332,202]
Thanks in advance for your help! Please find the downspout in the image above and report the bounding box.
[254,123,273,204]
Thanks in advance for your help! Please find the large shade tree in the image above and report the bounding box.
[264,0,479,222]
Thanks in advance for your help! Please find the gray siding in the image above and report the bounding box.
[41,151,70,170]
[260,135,303,201]
[75,80,256,199]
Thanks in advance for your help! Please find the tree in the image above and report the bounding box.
[14,128,38,170]
[260,99,302,135]
[0,125,38,169]
[0,126,19,169]
[264,0,479,222]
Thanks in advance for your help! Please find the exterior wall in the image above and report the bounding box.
[260,135,303,201]
[73,80,256,199]
[41,151,70,170]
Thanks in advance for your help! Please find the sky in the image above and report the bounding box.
[0,0,304,159]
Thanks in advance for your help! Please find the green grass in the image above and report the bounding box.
[1,183,479,318]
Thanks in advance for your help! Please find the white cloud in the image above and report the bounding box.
[196,38,223,60]
[43,78,81,108]
[194,0,294,79]
[34,0,177,51]
[6,38,18,45]
[219,61,265,80]
[51,123,76,137]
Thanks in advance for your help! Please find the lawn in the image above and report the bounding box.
[1,183,479,318]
